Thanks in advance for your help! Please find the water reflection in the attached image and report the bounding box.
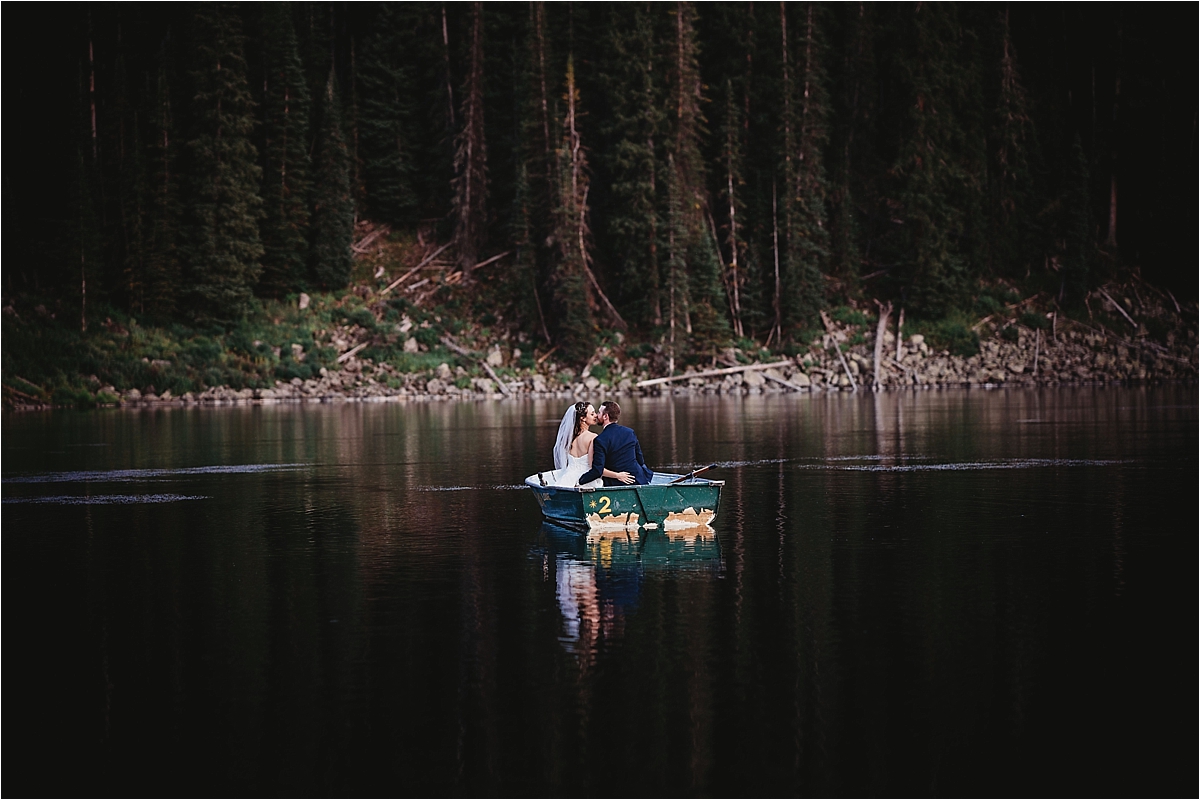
[1,387,1193,796]
[540,521,721,658]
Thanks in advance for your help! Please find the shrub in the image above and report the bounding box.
[1000,325,1020,343]
[829,305,870,326]
[913,313,981,357]
[1020,311,1049,330]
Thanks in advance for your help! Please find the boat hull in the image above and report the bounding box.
[526,472,723,532]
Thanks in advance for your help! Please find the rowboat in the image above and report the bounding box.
[525,469,724,532]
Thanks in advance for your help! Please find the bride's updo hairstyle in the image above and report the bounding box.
[573,401,589,436]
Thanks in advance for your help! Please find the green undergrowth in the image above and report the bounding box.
[0,289,474,407]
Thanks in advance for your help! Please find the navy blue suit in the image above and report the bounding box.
[579,423,654,486]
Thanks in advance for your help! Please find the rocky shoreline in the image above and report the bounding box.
[62,315,1196,409]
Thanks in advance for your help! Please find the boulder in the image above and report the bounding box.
[435,363,453,380]
[426,378,445,395]
[403,337,419,353]
[743,370,766,387]
[486,346,504,367]
[298,293,311,310]
[792,371,812,387]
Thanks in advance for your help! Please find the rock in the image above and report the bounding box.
[126,388,142,400]
[404,337,419,353]
[299,293,310,310]
[435,363,452,380]
[847,359,860,376]
[160,389,173,400]
[486,346,504,367]
[743,370,766,387]
[291,343,306,362]
[1007,361,1026,374]
[585,376,601,390]
[426,378,444,394]
[909,334,925,347]
[473,377,494,393]
[512,348,522,361]
[290,377,303,386]
[792,371,811,387]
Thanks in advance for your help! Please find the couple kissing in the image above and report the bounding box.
[552,401,654,489]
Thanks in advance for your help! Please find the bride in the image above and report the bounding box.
[553,402,631,488]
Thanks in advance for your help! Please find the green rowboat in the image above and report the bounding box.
[525,470,723,532]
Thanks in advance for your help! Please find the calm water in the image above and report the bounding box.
[4,387,1195,796]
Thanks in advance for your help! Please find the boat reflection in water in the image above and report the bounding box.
[537,521,722,656]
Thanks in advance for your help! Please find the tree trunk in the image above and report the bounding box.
[873,300,891,389]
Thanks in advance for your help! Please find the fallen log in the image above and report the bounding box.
[1097,288,1138,328]
[439,335,512,395]
[379,242,452,296]
[351,224,391,254]
[336,342,369,364]
[762,372,807,392]
[636,359,792,388]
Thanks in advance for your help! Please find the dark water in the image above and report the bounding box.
[4,387,1195,796]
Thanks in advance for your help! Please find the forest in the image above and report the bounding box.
[3,2,1196,390]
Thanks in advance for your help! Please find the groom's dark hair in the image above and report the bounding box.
[599,401,621,422]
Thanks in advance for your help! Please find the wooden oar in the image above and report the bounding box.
[668,464,717,485]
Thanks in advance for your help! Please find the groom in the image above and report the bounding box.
[578,401,654,487]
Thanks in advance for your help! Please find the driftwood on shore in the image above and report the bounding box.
[637,360,793,387]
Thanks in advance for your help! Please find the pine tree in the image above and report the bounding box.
[988,8,1040,279]
[453,2,488,277]
[826,2,876,290]
[549,56,597,365]
[598,3,665,327]
[666,2,727,364]
[716,79,748,337]
[258,3,311,297]
[1061,134,1094,306]
[182,3,264,323]
[888,3,986,318]
[308,72,354,289]
[358,2,419,226]
[143,59,182,319]
[777,2,830,339]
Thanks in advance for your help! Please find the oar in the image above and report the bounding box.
[668,464,717,485]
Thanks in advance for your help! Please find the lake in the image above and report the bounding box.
[3,386,1195,796]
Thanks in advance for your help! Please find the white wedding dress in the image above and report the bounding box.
[554,452,603,489]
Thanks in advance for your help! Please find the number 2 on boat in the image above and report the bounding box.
[597,496,612,515]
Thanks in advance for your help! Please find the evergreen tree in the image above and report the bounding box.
[259,3,311,297]
[181,3,264,323]
[778,2,830,338]
[826,2,877,291]
[453,2,488,277]
[598,3,665,327]
[1060,134,1094,306]
[549,57,596,365]
[716,79,748,337]
[988,8,1040,279]
[665,2,727,364]
[143,59,182,319]
[308,72,354,289]
[888,3,986,318]
[358,2,418,225]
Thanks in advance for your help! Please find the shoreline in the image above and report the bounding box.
[5,306,1196,412]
